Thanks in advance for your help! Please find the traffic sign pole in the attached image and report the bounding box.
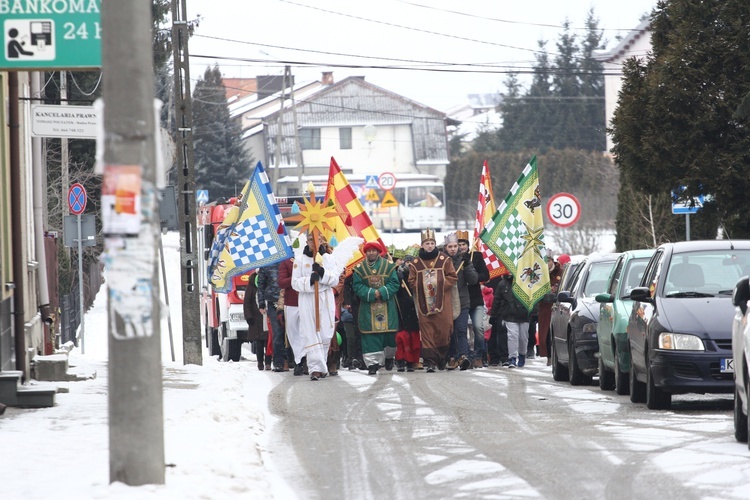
[67,183,87,353]
[77,213,85,354]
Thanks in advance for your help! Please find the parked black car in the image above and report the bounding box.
[550,253,619,385]
[627,240,750,410]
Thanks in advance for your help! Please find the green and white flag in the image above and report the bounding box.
[480,156,550,312]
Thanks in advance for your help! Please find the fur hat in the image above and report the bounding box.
[421,228,436,243]
[444,233,458,245]
[557,254,571,265]
[456,230,470,244]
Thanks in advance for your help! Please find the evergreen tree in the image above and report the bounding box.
[524,41,555,149]
[493,68,523,150]
[192,65,250,199]
[577,10,606,151]
[550,20,581,149]
[153,0,173,129]
[611,0,750,242]
[491,14,606,152]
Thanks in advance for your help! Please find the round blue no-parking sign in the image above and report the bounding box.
[68,183,87,215]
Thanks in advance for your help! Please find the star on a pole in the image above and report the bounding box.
[283,182,350,253]
[519,223,545,260]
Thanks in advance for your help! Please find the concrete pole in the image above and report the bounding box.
[171,0,203,365]
[102,0,165,485]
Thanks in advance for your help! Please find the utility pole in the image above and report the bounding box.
[102,0,165,485]
[288,66,303,178]
[171,0,202,365]
[272,68,287,192]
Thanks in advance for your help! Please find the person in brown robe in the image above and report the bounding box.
[407,228,457,372]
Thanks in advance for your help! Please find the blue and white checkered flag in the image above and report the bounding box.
[210,162,293,292]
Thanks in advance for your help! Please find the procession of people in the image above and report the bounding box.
[243,228,566,380]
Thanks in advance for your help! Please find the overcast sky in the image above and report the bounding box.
[185,0,656,111]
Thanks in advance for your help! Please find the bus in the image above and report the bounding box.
[276,173,446,232]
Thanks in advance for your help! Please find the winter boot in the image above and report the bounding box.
[459,355,471,371]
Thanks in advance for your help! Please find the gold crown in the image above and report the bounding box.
[421,228,436,243]
[456,230,470,242]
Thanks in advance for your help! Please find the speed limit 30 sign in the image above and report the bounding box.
[546,192,581,228]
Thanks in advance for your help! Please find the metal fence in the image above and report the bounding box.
[58,263,103,347]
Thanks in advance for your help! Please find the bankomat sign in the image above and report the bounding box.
[1,0,101,70]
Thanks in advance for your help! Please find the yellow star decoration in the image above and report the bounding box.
[519,223,545,260]
[284,182,349,252]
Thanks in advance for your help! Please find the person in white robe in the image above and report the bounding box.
[291,232,361,380]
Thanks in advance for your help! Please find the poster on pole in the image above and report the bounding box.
[101,165,142,236]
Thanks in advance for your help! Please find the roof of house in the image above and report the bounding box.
[593,18,652,64]
[232,75,451,166]
[223,78,258,102]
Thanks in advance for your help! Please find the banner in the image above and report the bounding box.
[323,157,385,271]
[480,156,550,311]
[210,162,293,292]
[473,160,507,279]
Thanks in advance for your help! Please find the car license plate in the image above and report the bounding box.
[721,358,734,373]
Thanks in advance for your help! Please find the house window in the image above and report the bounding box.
[339,127,352,149]
[299,128,321,150]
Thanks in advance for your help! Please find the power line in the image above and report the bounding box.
[193,34,537,68]
[191,53,629,76]
[277,0,543,55]
[395,0,652,32]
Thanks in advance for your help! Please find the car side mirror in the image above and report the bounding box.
[595,292,613,304]
[732,276,750,315]
[629,286,653,303]
[557,290,576,309]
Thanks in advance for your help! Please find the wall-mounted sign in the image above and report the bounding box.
[1,1,102,70]
[31,104,99,138]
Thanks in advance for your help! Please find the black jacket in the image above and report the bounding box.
[490,275,533,323]
[468,251,490,309]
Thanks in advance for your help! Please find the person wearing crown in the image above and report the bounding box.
[352,240,400,375]
[408,228,458,372]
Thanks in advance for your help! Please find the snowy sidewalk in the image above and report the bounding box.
[0,347,295,499]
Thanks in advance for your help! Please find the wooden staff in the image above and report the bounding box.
[312,231,321,333]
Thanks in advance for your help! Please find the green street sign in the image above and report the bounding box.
[1,0,101,70]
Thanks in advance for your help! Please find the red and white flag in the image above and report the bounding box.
[473,160,508,279]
